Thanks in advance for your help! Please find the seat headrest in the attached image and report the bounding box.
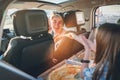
[64,10,85,28]
[13,10,48,37]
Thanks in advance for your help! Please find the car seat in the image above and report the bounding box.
[2,10,54,77]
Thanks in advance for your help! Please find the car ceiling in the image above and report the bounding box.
[9,0,80,12]
[8,0,120,12]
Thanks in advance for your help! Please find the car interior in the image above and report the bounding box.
[0,0,120,80]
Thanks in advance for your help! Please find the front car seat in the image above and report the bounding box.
[2,10,54,77]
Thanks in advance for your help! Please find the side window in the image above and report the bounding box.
[95,5,120,27]
[4,12,13,31]
[0,9,17,53]
[4,9,18,31]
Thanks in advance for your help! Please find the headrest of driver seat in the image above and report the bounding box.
[13,10,48,37]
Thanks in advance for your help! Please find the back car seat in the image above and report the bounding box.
[2,10,54,77]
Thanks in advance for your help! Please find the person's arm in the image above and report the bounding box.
[65,33,95,78]
[78,35,92,78]
[80,49,91,78]
[64,33,96,52]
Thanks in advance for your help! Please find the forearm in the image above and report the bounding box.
[81,49,91,78]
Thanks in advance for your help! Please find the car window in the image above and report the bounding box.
[95,5,120,27]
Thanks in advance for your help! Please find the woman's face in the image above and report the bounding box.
[51,16,64,34]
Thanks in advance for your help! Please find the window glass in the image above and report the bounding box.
[95,5,120,27]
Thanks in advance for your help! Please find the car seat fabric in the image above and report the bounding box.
[2,10,54,77]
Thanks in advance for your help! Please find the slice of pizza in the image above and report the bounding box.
[48,65,81,80]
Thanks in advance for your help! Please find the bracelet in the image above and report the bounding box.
[81,59,90,63]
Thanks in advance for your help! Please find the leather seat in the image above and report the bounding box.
[2,10,54,77]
